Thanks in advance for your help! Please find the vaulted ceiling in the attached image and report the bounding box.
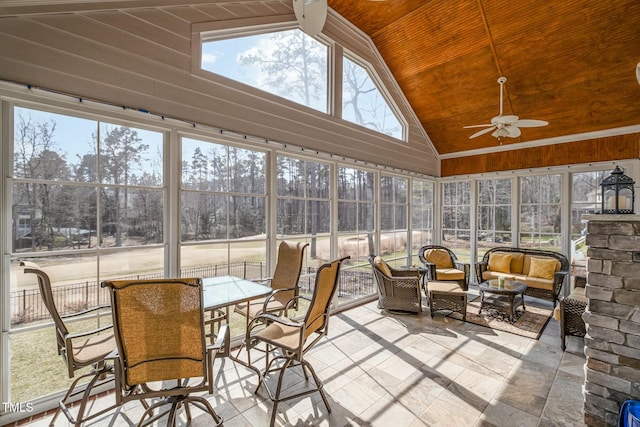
[1,0,639,163]
[329,0,640,157]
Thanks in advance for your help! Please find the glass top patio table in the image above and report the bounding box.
[202,275,272,310]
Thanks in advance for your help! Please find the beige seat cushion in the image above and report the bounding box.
[436,268,465,281]
[72,333,116,365]
[428,280,464,294]
[255,321,301,353]
[488,252,512,273]
[374,256,392,277]
[512,274,554,291]
[482,271,515,282]
[425,249,453,269]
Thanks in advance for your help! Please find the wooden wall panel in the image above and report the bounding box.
[441,134,640,176]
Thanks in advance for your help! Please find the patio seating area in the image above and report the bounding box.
[11,292,587,427]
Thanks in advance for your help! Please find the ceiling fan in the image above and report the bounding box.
[464,76,548,140]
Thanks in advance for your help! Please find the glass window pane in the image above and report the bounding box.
[99,123,163,186]
[278,199,305,235]
[306,162,330,199]
[229,146,266,195]
[182,138,228,192]
[12,183,98,252]
[202,29,328,112]
[101,188,164,246]
[14,107,97,182]
[180,192,228,241]
[342,57,403,139]
[306,200,330,234]
[338,201,357,232]
[278,157,304,197]
[519,174,561,250]
[229,196,266,238]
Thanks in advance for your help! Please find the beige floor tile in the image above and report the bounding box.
[475,399,540,427]
[13,299,589,427]
[359,395,419,427]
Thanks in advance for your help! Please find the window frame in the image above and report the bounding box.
[341,51,408,141]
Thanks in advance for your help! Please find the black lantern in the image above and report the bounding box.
[600,166,635,214]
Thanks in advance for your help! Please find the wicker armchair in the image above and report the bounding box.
[418,245,470,290]
[368,255,422,313]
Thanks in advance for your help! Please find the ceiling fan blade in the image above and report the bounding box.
[493,115,519,125]
[505,125,521,138]
[469,126,497,139]
[463,123,493,128]
[512,119,549,128]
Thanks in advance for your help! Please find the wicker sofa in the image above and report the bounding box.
[476,247,570,307]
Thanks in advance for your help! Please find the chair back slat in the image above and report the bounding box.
[304,257,346,338]
[271,241,309,303]
[20,261,69,352]
[103,278,206,387]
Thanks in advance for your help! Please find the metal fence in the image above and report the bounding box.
[11,262,375,325]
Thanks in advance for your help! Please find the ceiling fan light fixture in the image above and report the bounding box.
[636,62,640,85]
[464,76,549,140]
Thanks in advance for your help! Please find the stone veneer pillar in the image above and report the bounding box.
[583,214,640,426]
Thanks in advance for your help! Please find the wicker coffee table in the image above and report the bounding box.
[478,279,527,322]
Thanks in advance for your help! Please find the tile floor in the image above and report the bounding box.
[10,294,587,427]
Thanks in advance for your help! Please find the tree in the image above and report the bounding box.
[343,59,402,138]
[12,113,68,250]
[239,29,327,110]
[99,126,149,246]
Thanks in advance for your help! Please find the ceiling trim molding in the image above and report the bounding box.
[439,125,640,160]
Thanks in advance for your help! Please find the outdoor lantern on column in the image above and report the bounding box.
[600,166,635,214]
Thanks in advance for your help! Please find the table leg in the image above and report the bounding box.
[508,294,515,322]
[479,290,485,314]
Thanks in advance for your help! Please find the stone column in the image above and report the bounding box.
[582,214,640,426]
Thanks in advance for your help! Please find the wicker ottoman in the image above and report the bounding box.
[557,279,587,351]
[428,280,468,321]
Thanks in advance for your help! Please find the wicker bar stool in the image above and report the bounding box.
[428,280,468,321]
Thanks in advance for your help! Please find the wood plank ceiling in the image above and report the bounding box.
[329,0,640,157]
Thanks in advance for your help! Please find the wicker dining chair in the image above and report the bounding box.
[21,261,116,427]
[101,278,229,427]
[246,256,348,427]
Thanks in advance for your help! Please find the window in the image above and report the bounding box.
[202,29,328,112]
[10,106,164,402]
[380,174,408,267]
[180,137,267,277]
[337,166,376,304]
[442,181,471,262]
[276,155,330,266]
[570,170,608,273]
[342,57,404,140]
[477,178,512,261]
[520,174,562,251]
[411,178,434,264]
